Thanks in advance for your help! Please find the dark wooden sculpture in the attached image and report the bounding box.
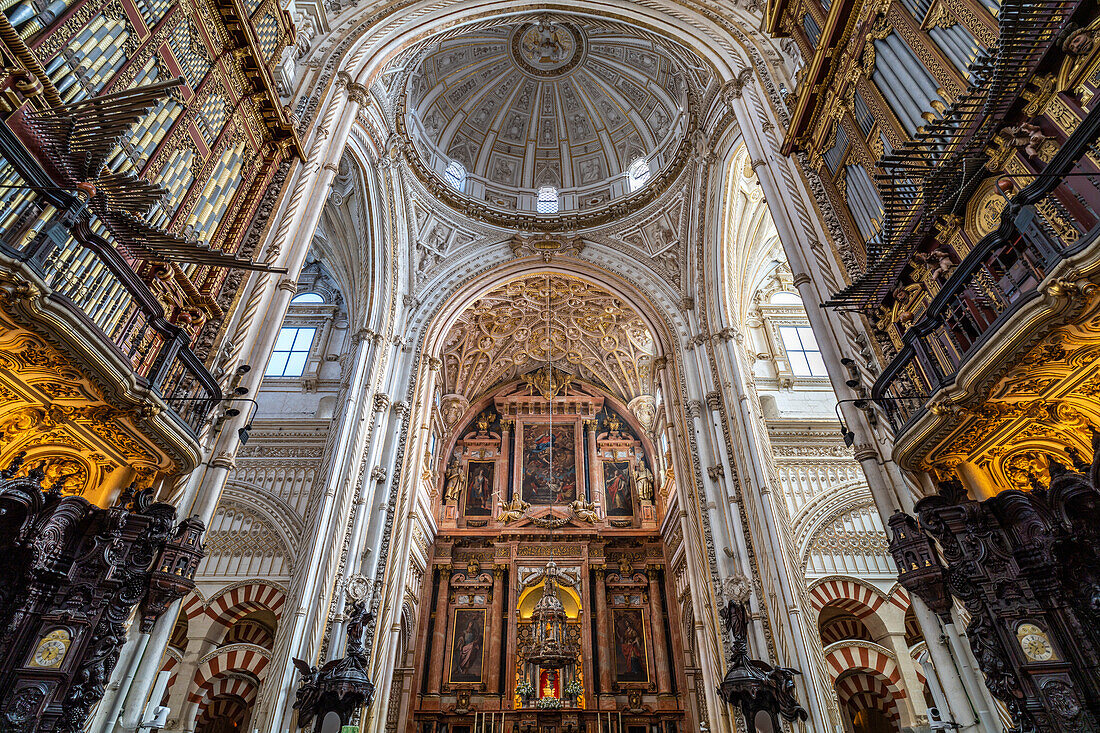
[292,599,376,731]
[716,589,808,730]
[0,453,203,733]
[889,431,1100,732]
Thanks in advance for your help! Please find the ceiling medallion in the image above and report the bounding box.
[510,20,586,79]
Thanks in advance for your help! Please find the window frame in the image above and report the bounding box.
[265,326,317,378]
[536,186,560,214]
[777,324,828,378]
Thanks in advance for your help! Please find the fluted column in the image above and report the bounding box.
[647,567,672,695]
[427,566,452,695]
[592,568,612,701]
[488,567,505,695]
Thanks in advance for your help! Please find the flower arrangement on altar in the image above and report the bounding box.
[516,679,534,699]
[536,696,563,709]
[565,678,583,697]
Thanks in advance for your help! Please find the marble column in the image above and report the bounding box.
[500,420,513,501]
[488,567,505,696]
[592,568,612,701]
[585,420,600,509]
[427,566,451,695]
[647,567,672,695]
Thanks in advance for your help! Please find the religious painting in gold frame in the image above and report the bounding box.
[602,460,634,516]
[464,460,494,516]
[519,420,580,505]
[448,608,486,684]
[611,608,649,683]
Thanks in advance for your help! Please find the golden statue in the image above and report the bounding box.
[498,495,530,523]
[444,459,465,504]
[475,411,495,435]
[569,497,598,523]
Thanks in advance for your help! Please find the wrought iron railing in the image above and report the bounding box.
[0,148,221,435]
[872,104,1100,432]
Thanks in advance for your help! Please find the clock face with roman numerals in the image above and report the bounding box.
[1016,623,1054,662]
[29,629,71,669]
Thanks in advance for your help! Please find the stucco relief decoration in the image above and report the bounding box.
[440,275,657,402]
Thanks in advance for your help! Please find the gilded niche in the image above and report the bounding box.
[0,309,177,505]
[909,285,1100,496]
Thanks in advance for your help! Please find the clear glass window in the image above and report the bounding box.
[444,160,467,192]
[265,326,316,377]
[779,326,827,377]
[291,292,324,304]
[628,158,651,192]
[536,186,559,214]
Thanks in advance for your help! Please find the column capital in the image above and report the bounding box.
[210,451,236,470]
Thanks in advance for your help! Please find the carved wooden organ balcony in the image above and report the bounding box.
[0,0,301,448]
[808,0,1100,442]
[887,434,1100,732]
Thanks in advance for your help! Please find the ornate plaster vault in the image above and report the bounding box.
[4,0,1095,728]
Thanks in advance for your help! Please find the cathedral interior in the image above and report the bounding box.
[1,0,1099,731]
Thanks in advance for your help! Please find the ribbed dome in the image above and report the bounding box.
[402,18,690,218]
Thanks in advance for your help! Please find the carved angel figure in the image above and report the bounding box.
[497,495,530,523]
[569,497,598,523]
[1006,121,1049,158]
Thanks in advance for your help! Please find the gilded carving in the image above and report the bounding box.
[440,275,657,402]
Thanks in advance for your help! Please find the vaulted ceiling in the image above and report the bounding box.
[400,16,700,222]
[439,274,657,402]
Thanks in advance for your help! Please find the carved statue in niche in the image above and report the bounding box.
[498,495,529,523]
[440,394,469,428]
[634,462,654,503]
[1058,21,1100,86]
[1005,121,1050,158]
[889,282,925,329]
[911,249,956,283]
[627,394,656,434]
[569,497,598,523]
[444,459,466,504]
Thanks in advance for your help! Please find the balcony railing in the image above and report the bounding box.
[872,104,1100,433]
[826,0,1084,310]
[0,145,220,435]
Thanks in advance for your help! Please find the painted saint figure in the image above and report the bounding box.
[603,461,633,516]
[464,462,493,516]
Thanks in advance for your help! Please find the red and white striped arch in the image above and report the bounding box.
[188,646,270,704]
[835,670,902,726]
[820,615,874,646]
[198,675,260,707]
[809,578,888,619]
[158,653,180,705]
[194,581,286,629]
[824,644,907,703]
[886,584,911,613]
[195,694,249,730]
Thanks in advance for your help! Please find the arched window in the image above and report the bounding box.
[770,291,803,305]
[444,160,467,192]
[628,158,651,192]
[536,186,559,214]
[291,292,324,304]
